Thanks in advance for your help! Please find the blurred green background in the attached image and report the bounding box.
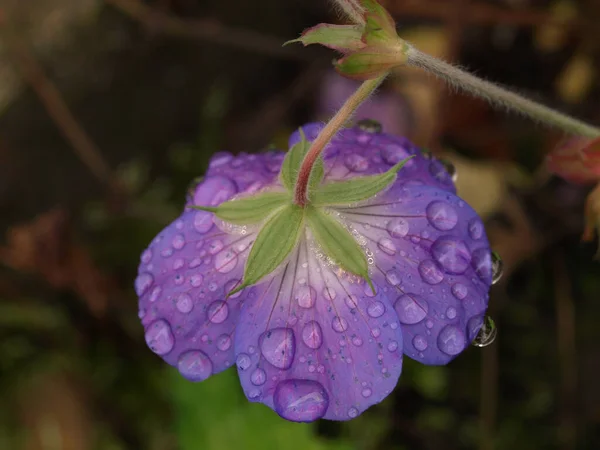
[1,0,600,449]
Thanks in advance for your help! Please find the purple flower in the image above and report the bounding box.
[135,122,494,422]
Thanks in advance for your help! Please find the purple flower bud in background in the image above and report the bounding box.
[135,122,496,422]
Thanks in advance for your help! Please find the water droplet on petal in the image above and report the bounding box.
[418,260,444,284]
[251,368,267,386]
[431,237,471,274]
[377,238,396,256]
[176,293,193,313]
[302,321,323,349]
[193,211,213,233]
[260,328,296,369]
[208,240,224,255]
[387,340,399,352]
[215,249,238,273]
[367,301,386,318]
[468,218,484,240]
[470,315,497,347]
[323,287,337,300]
[207,301,229,324]
[412,335,428,351]
[371,328,381,338]
[437,325,466,356]
[135,273,153,296]
[361,388,372,398]
[273,379,329,422]
[385,269,401,286]
[471,248,493,283]
[172,234,186,250]
[426,201,458,231]
[439,159,457,183]
[177,350,213,381]
[345,154,369,172]
[190,274,203,287]
[394,294,428,324]
[345,295,358,309]
[332,316,349,333]
[224,279,243,298]
[382,144,411,165]
[387,218,409,238]
[149,286,162,303]
[492,251,504,284]
[348,407,359,418]
[236,353,251,371]
[216,334,232,351]
[451,283,468,300]
[446,307,457,319]
[352,336,363,346]
[141,250,152,264]
[145,320,174,355]
[295,286,316,309]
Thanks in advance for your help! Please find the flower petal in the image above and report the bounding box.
[334,184,491,365]
[289,123,456,193]
[234,235,403,422]
[137,173,264,380]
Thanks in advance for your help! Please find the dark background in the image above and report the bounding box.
[1,0,599,449]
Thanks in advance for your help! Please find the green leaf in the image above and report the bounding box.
[311,157,413,206]
[334,46,406,80]
[305,206,374,293]
[280,129,310,191]
[284,24,366,53]
[229,204,305,296]
[192,191,289,225]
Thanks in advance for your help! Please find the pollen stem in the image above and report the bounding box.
[294,73,387,206]
[406,46,600,138]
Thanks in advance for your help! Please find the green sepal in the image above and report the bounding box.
[280,129,310,191]
[362,0,398,41]
[284,24,365,53]
[305,206,375,293]
[307,154,324,197]
[228,204,305,296]
[192,191,290,225]
[312,156,414,206]
[334,46,407,80]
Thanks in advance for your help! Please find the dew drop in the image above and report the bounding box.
[361,388,372,398]
[426,201,458,231]
[173,258,185,270]
[323,287,337,300]
[207,301,229,324]
[332,316,349,333]
[367,301,386,318]
[190,274,203,287]
[172,234,186,250]
[394,294,428,324]
[418,259,444,285]
[470,315,497,347]
[295,285,316,309]
[208,240,224,255]
[371,328,381,338]
[193,211,213,233]
[492,251,504,284]
[135,273,153,296]
[273,379,329,422]
[348,407,359,418]
[145,320,174,355]
[437,325,466,356]
[471,248,493,283]
[378,238,397,255]
[387,340,399,352]
[345,154,369,172]
[431,236,471,274]
[224,279,243,298]
[177,350,213,381]
[382,143,411,165]
[446,306,457,320]
[236,353,251,371]
[176,293,193,314]
[141,249,152,264]
[149,286,162,303]
[345,295,358,309]
[385,270,401,286]
[468,217,484,240]
[215,249,238,273]
[251,368,267,386]
[216,334,232,351]
[302,321,323,349]
[387,218,409,238]
[451,283,468,300]
[412,335,428,351]
[352,336,363,346]
[260,328,296,369]
[357,118,382,133]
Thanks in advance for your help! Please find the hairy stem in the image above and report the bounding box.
[334,0,366,25]
[294,73,387,206]
[406,46,600,137]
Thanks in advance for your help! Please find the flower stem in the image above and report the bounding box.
[406,46,600,138]
[334,0,366,25]
[294,73,388,206]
